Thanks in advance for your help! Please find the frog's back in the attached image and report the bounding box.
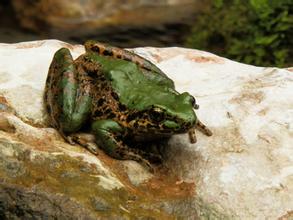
[84,40,168,78]
[83,53,178,111]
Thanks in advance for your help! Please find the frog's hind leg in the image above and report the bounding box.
[92,119,157,172]
[45,48,93,143]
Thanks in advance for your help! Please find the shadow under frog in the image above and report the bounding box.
[44,40,212,171]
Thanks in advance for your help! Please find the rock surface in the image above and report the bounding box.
[10,0,203,47]
[0,40,292,219]
[11,0,197,30]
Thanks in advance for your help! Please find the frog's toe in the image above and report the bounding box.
[65,135,76,145]
[84,142,99,155]
[115,149,155,173]
[68,133,99,154]
[188,129,197,144]
[196,119,213,137]
[144,152,162,164]
[130,154,155,173]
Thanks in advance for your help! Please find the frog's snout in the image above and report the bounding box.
[180,92,199,109]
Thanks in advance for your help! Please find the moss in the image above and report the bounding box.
[185,0,293,67]
[0,138,175,219]
[0,136,234,219]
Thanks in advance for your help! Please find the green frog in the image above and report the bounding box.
[44,40,212,170]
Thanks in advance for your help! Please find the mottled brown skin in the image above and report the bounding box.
[44,41,212,171]
[44,51,94,142]
[45,54,167,168]
[83,41,212,138]
[84,40,167,77]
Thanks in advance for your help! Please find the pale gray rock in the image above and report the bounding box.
[132,47,293,219]
[0,40,292,219]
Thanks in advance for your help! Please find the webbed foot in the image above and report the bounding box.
[189,119,213,144]
[196,119,213,136]
[68,133,99,155]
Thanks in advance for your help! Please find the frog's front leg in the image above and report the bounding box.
[45,48,93,141]
[92,119,157,172]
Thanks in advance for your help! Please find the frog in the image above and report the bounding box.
[44,40,212,171]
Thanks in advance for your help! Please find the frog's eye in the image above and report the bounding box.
[150,107,164,122]
[190,96,199,109]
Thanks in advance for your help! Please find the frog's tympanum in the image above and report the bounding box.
[44,41,212,170]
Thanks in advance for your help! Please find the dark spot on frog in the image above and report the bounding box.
[147,123,153,129]
[116,54,122,59]
[127,114,136,123]
[133,121,139,129]
[103,50,113,56]
[111,92,119,100]
[93,110,103,117]
[108,113,116,118]
[97,98,105,106]
[104,108,111,115]
[150,111,164,122]
[91,46,100,53]
[118,103,126,111]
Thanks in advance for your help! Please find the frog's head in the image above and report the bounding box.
[133,92,199,137]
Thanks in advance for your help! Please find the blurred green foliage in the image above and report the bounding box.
[185,0,293,67]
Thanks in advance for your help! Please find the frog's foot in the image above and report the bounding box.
[115,147,155,173]
[61,133,76,145]
[68,133,99,155]
[189,119,212,144]
[129,147,162,164]
[196,119,213,136]
[188,129,197,144]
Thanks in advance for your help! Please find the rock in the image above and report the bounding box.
[0,40,292,219]
[131,47,293,219]
[11,0,197,31]
[10,0,203,47]
[123,161,153,186]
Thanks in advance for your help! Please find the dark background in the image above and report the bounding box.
[0,0,200,47]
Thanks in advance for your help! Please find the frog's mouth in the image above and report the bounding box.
[188,119,213,144]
